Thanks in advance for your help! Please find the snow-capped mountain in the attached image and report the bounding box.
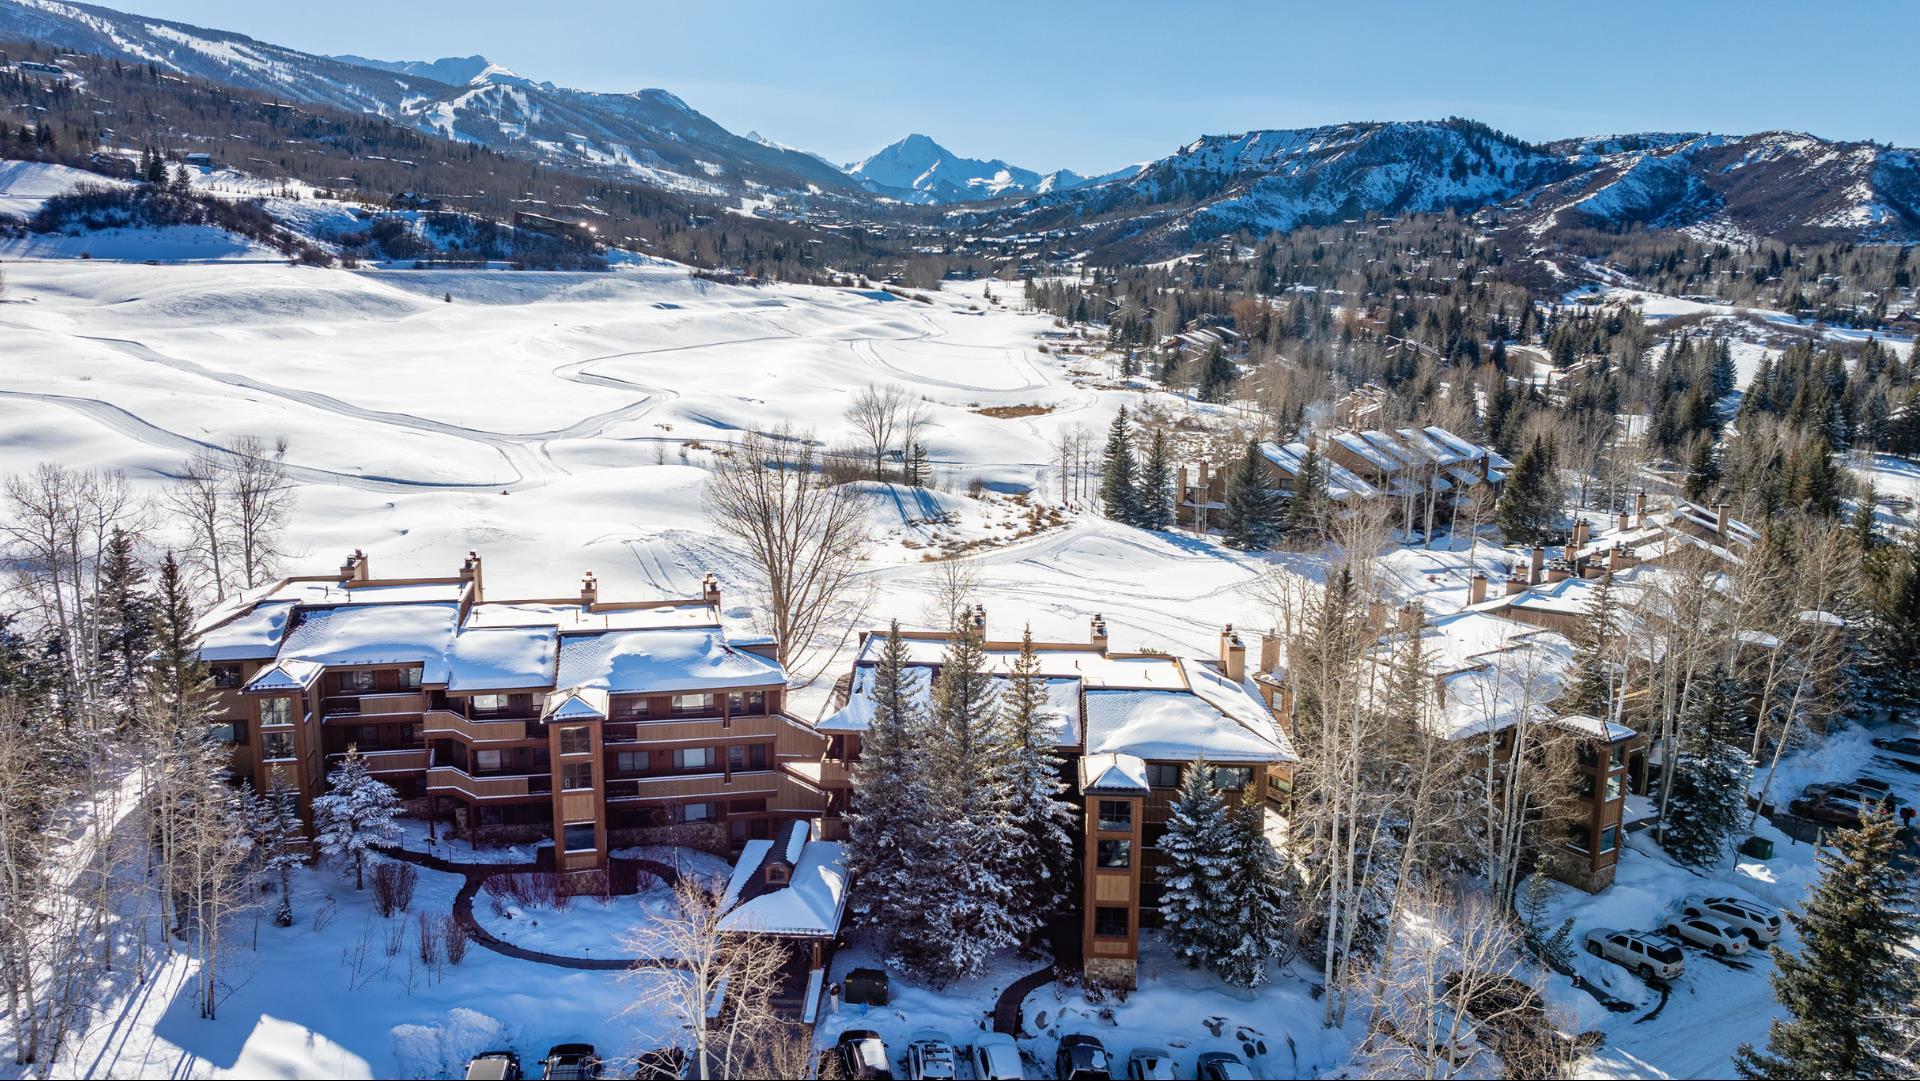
[843,134,1107,204]
[977,119,1920,256]
[0,0,858,198]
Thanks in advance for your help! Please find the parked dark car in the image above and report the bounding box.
[1871,736,1920,758]
[836,1029,893,1080]
[1790,796,1868,827]
[539,1044,601,1081]
[1055,1034,1113,1080]
[465,1050,522,1081]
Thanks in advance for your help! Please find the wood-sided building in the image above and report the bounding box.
[191,550,830,887]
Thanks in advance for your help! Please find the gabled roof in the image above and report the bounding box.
[544,686,609,721]
[716,835,849,938]
[1079,752,1150,794]
[243,657,326,693]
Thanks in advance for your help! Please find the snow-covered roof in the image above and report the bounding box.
[716,838,849,938]
[1083,685,1293,763]
[1332,430,1403,473]
[552,628,785,695]
[1551,713,1637,742]
[243,657,326,693]
[1079,752,1150,794]
[197,600,294,661]
[818,663,1080,745]
[1260,441,1381,501]
[276,602,461,682]
[465,600,719,632]
[1423,425,1489,462]
[544,686,609,721]
[446,625,557,691]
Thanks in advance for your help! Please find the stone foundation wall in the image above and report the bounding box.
[608,821,728,855]
[1083,956,1138,991]
[1547,851,1616,894]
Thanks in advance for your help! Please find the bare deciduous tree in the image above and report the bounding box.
[845,384,930,483]
[224,435,293,590]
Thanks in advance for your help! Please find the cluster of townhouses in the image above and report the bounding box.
[193,498,1757,989]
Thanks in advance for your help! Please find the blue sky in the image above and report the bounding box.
[113,0,1913,173]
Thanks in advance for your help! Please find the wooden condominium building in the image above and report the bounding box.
[818,613,1297,988]
[193,551,829,886]
[1176,425,1511,538]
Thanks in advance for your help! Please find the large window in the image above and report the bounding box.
[471,693,509,714]
[1097,839,1132,869]
[561,763,595,791]
[674,747,715,771]
[615,751,650,774]
[677,802,716,823]
[1093,906,1129,938]
[557,726,592,756]
[474,749,503,773]
[210,664,242,689]
[727,744,768,772]
[259,697,294,727]
[261,731,294,760]
[1145,763,1183,788]
[1598,825,1619,854]
[562,822,597,853]
[727,690,766,715]
[341,669,375,692]
[1211,766,1254,791]
[1097,800,1133,832]
[670,693,715,717]
[399,667,422,690]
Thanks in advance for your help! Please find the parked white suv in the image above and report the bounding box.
[1585,928,1685,981]
[1679,894,1782,945]
[1662,913,1751,956]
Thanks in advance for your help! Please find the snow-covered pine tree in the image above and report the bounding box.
[256,766,305,925]
[93,526,156,720]
[1735,811,1920,1079]
[1495,436,1562,545]
[1214,786,1290,988]
[1000,627,1077,945]
[1517,868,1577,971]
[845,620,935,961]
[1136,427,1174,531]
[920,616,1020,983]
[1100,406,1139,524]
[1659,665,1752,867]
[904,441,931,488]
[1221,441,1282,550]
[1859,532,1920,713]
[1554,570,1619,718]
[311,746,403,889]
[1157,759,1235,968]
[1284,444,1327,539]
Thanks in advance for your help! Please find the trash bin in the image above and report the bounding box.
[843,967,889,1006]
[1739,835,1774,860]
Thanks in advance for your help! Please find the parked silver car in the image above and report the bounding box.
[1662,913,1751,956]
[1680,893,1783,945]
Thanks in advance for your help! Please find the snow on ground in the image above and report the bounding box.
[473,878,684,961]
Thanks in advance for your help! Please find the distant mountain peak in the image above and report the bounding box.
[844,134,1095,205]
[331,53,506,87]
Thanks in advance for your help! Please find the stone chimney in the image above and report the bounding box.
[1196,460,1210,500]
[1176,464,1189,501]
[1530,546,1546,585]
[1505,564,1528,596]
[1469,573,1489,604]
[1089,613,1109,653]
[1608,545,1636,573]
[1397,600,1423,631]
[1713,503,1729,537]
[1571,518,1590,550]
[1546,561,1570,584]
[340,548,369,584]
[1366,600,1387,629]
[1616,508,1631,532]
[1259,629,1280,675]
[1634,489,1648,528]
[701,572,721,608]
[459,550,485,602]
[972,603,987,633]
[1218,624,1246,683]
[579,571,599,606]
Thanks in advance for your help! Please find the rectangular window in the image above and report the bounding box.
[678,802,716,823]
[562,822,597,853]
[615,751,649,774]
[727,690,766,715]
[670,693,715,717]
[1097,800,1133,832]
[675,747,715,771]
[261,731,294,760]
[1093,906,1129,938]
[400,667,422,690]
[727,744,768,772]
[562,762,594,791]
[1605,773,1623,802]
[1097,839,1132,869]
[1145,763,1182,788]
[210,664,242,689]
[1211,766,1253,791]
[471,693,509,714]
[558,726,591,756]
[259,697,294,727]
[341,670,375,692]
[1598,825,1619,854]
[473,749,503,773]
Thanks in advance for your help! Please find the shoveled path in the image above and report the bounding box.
[991,964,1057,1035]
[376,845,684,971]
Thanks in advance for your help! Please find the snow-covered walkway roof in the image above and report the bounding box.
[717,834,849,938]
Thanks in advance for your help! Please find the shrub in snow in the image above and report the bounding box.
[390,1008,508,1079]
[373,860,419,917]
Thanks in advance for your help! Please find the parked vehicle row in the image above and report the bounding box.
[464,1044,603,1081]
[1585,894,1785,983]
[1870,735,1920,759]
[835,1028,1257,1080]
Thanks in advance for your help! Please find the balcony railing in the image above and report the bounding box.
[426,766,535,800]
[424,709,529,743]
[323,692,426,718]
[334,748,429,774]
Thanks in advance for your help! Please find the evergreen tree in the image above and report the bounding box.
[1555,571,1619,717]
[1860,533,1920,715]
[1197,340,1237,402]
[1495,436,1562,545]
[1221,441,1282,550]
[94,527,157,720]
[845,621,935,961]
[1284,444,1327,539]
[1214,786,1291,988]
[1660,666,1752,868]
[1518,869,1577,971]
[311,746,404,889]
[904,441,931,488]
[1000,628,1078,942]
[1136,427,1174,530]
[256,766,305,926]
[1100,406,1139,523]
[1683,435,1721,502]
[1851,481,1878,551]
[1735,813,1920,1079]
[1157,760,1236,968]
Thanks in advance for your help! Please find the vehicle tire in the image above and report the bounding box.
[1665,924,1681,937]
[1639,964,1655,980]
[1713,944,1726,956]
[1587,942,1601,956]
[1744,930,1762,947]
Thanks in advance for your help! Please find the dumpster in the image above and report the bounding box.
[1739,835,1774,860]
[843,967,889,1006]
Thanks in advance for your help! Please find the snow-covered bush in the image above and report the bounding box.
[389,1008,508,1079]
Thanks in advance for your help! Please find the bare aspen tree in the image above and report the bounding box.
[1457,642,1581,911]
[704,427,870,681]
[621,877,798,1081]
[224,435,294,590]
[1360,889,1530,1080]
[845,384,930,482]
[163,448,231,600]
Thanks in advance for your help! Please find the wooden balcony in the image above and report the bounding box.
[426,766,534,800]
[337,748,429,774]
[424,709,528,743]
[323,692,426,718]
